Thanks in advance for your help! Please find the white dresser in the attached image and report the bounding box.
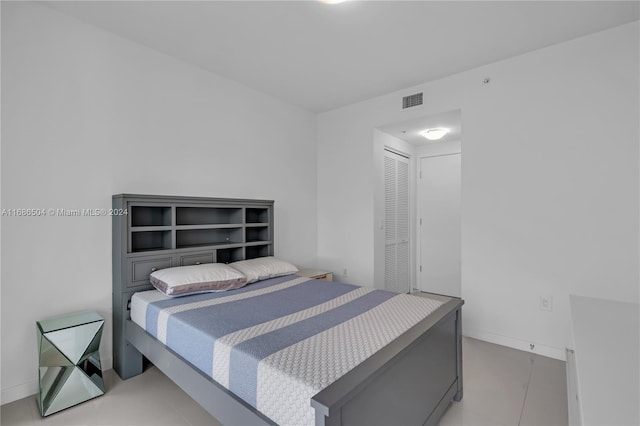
[567,295,639,426]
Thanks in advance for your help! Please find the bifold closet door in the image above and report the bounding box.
[384,150,410,294]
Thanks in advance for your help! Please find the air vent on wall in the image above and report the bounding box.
[402,92,423,109]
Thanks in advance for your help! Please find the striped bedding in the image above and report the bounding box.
[131,274,444,426]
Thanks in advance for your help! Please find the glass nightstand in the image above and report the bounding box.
[36,311,105,416]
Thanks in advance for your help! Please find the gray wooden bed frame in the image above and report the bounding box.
[112,194,464,426]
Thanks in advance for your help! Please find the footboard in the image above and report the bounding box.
[311,298,463,426]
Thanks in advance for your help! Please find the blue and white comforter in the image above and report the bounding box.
[131,275,443,425]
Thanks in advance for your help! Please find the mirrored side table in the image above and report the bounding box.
[36,311,105,416]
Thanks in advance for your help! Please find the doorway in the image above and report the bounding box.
[375,109,461,296]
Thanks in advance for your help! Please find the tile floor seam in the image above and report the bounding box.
[518,356,535,426]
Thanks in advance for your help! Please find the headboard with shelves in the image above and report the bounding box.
[112,194,274,378]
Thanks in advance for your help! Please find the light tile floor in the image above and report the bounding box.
[1,337,567,426]
[439,338,568,426]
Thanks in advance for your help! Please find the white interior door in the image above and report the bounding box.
[419,153,461,297]
[384,149,410,293]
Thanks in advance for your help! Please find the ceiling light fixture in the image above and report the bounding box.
[318,0,348,4]
[420,128,449,141]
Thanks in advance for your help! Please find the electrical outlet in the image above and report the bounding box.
[540,296,553,312]
[343,268,348,277]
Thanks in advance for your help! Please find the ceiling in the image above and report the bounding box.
[379,110,461,146]
[47,1,639,113]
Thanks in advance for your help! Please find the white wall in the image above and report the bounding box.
[1,2,317,403]
[318,22,639,359]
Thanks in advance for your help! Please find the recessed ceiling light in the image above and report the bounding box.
[318,0,348,4]
[420,128,449,141]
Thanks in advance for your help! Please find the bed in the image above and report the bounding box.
[112,194,463,426]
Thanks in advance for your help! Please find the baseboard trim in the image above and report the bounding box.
[1,356,112,405]
[1,380,38,406]
[464,328,566,361]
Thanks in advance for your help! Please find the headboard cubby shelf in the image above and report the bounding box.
[246,208,269,223]
[175,207,243,226]
[113,194,274,378]
[130,205,172,227]
[122,198,272,254]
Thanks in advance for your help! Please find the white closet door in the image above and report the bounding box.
[418,153,461,297]
[384,150,410,293]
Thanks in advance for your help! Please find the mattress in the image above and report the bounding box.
[131,275,444,426]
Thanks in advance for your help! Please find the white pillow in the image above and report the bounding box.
[150,263,247,296]
[228,257,298,283]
